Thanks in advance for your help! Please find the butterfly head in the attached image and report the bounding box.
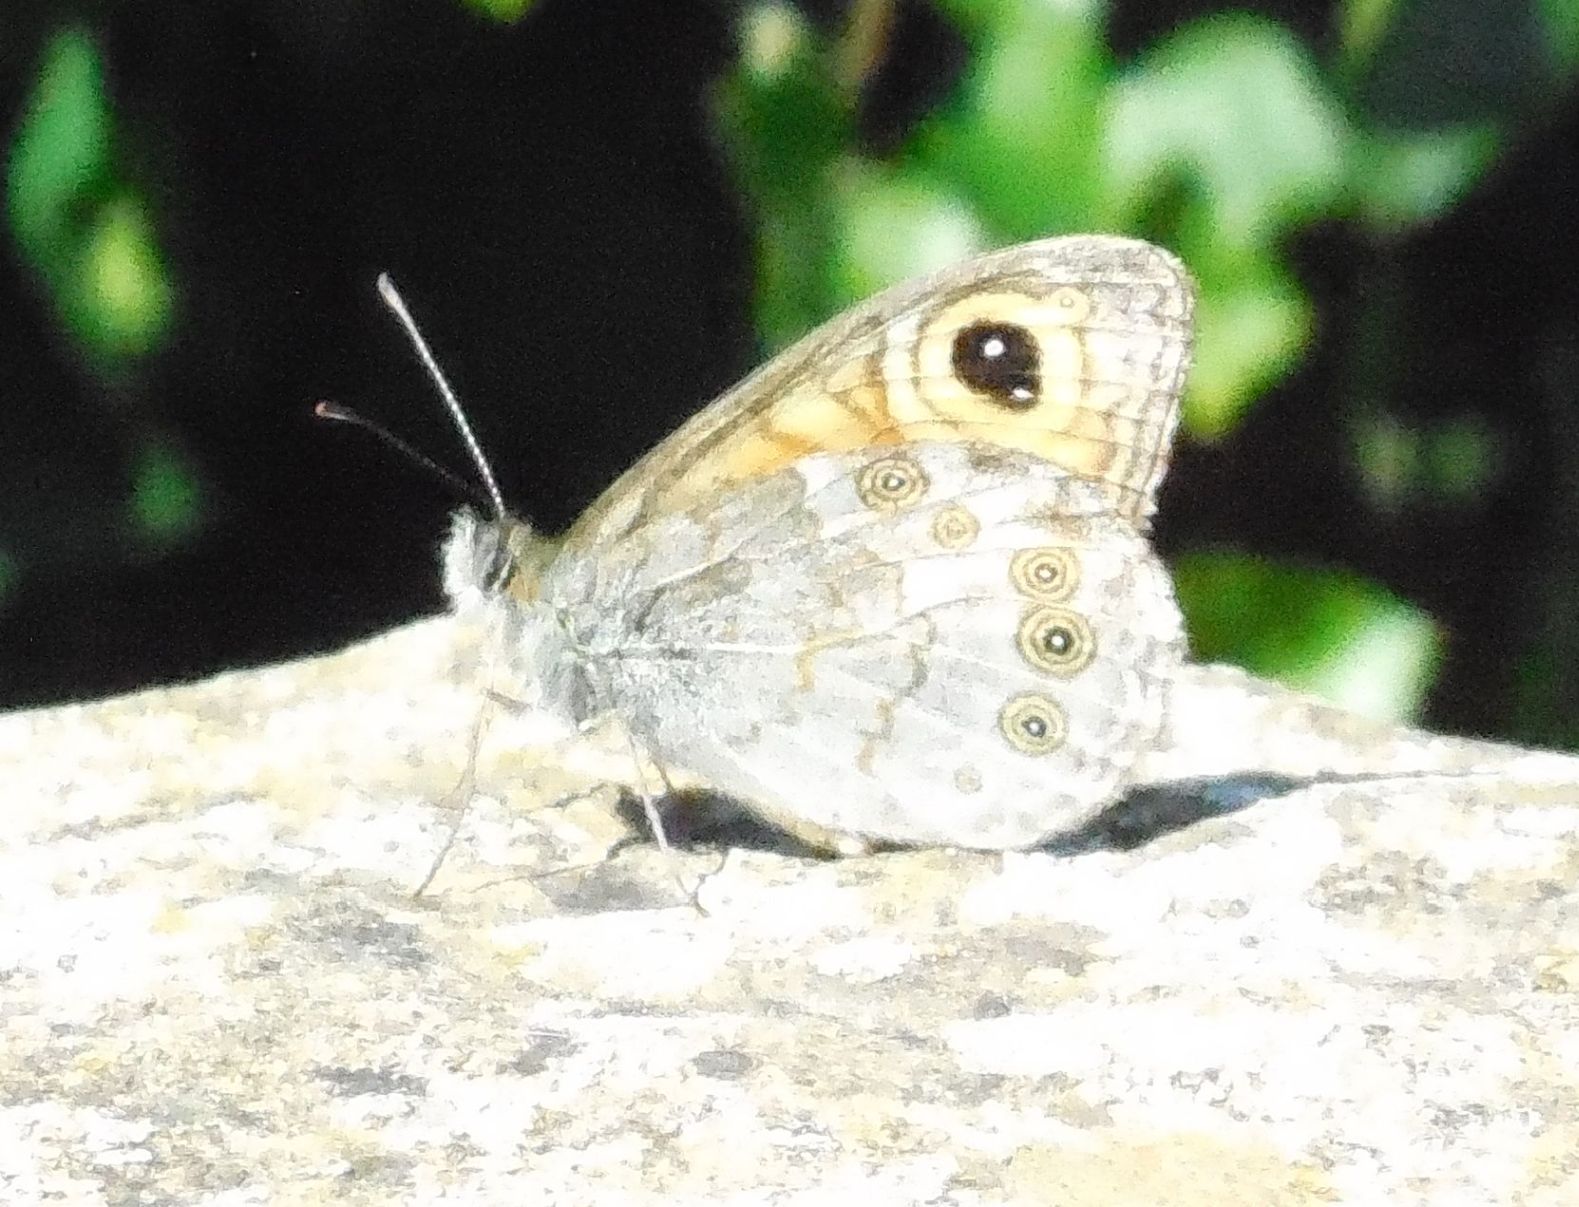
[441,508,552,614]
[440,505,590,737]
[367,273,555,612]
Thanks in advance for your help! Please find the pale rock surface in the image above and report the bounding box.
[2,615,1578,1205]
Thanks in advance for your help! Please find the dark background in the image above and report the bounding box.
[3,0,1577,749]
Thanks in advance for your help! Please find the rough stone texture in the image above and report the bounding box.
[3,615,1578,1205]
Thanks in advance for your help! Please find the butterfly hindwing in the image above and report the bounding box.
[543,440,1186,850]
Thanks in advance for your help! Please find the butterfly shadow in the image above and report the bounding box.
[522,773,1319,917]
[1039,773,1315,855]
[604,773,1312,862]
[609,788,839,861]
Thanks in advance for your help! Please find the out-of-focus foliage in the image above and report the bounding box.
[1175,550,1441,722]
[6,26,199,557]
[3,0,1577,732]
[8,28,173,368]
[462,0,539,22]
[130,444,204,548]
[715,0,1579,722]
[1352,411,1503,514]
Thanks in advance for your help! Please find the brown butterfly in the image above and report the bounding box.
[418,234,1195,853]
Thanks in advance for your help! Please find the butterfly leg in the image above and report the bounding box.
[615,723,674,856]
[412,684,545,897]
[411,688,496,898]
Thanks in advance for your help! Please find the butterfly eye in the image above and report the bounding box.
[998,693,1067,755]
[481,530,516,591]
[1016,606,1095,676]
[951,321,1042,409]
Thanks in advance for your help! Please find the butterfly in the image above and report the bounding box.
[396,234,1195,855]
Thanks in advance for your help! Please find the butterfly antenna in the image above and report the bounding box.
[312,400,488,508]
[377,272,507,520]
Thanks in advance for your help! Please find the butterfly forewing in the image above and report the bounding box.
[569,234,1193,549]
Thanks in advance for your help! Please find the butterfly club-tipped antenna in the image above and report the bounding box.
[375,272,508,524]
[312,399,489,509]
[358,274,516,899]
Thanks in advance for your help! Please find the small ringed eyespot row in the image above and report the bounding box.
[930,504,981,550]
[998,692,1067,755]
[1047,284,1092,323]
[1016,605,1096,677]
[1010,547,1079,602]
[856,454,930,510]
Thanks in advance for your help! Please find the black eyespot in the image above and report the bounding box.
[951,321,1041,409]
[856,454,929,510]
[998,693,1066,755]
[1016,606,1095,676]
[1041,625,1074,657]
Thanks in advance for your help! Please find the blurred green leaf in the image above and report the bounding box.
[919,0,1109,237]
[1175,549,1441,722]
[129,444,202,547]
[1352,124,1500,230]
[1352,410,1503,511]
[84,194,174,358]
[1353,411,1421,512]
[1541,0,1579,72]
[1336,0,1406,77]
[1186,262,1309,439]
[6,27,109,264]
[461,0,538,22]
[832,162,983,297]
[1104,15,1350,250]
[6,25,174,371]
[1426,417,1501,503]
[717,2,853,347]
